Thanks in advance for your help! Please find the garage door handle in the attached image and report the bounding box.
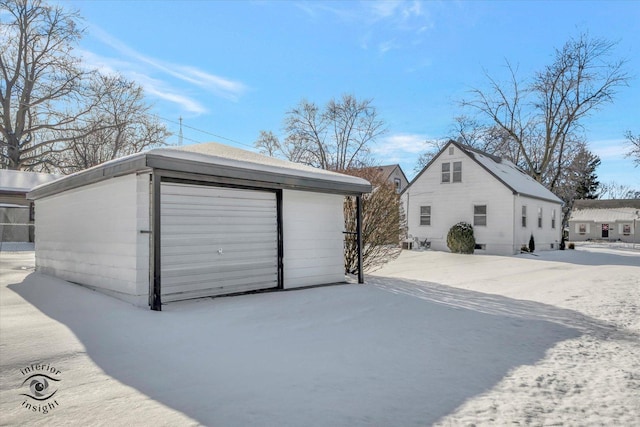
[218,248,223,255]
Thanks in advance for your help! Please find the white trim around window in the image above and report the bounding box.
[420,205,431,226]
[473,204,487,226]
[441,163,450,183]
[538,207,543,228]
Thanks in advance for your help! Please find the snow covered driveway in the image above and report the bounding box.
[371,245,640,425]
[1,246,638,426]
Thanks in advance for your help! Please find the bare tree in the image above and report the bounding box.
[552,143,601,225]
[598,181,640,199]
[462,33,629,189]
[415,116,525,172]
[343,167,405,273]
[1,0,88,169]
[625,131,640,167]
[414,138,447,173]
[256,94,386,172]
[1,0,165,172]
[254,130,281,157]
[256,95,400,272]
[58,74,169,173]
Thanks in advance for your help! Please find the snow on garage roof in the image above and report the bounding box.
[28,142,372,199]
[0,169,61,193]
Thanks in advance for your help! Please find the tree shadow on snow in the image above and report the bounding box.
[7,273,622,426]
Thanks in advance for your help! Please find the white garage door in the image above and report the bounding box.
[160,182,278,302]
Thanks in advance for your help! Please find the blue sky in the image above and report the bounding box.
[67,0,639,188]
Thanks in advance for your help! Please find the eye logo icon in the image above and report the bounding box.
[21,374,60,401]
[18,363,62,414]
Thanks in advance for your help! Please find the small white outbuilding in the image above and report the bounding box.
[28,143,371,310]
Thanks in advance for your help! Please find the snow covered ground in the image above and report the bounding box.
[1,245,638,426]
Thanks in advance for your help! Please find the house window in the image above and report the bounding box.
[538,207,543,228]
[420,206,431,226]
[441,163,450,183]
[449,147,454,155]
[453,161,462,182]
[473,205,487,226]
[394,178,401,193]
[579,224,586,234]
[623,224,631,235]
[475,243,486,250]
[521,206,527,227]
[551,209,556,229]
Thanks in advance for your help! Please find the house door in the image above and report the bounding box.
[602,224,609,238]
[160,182,279,302]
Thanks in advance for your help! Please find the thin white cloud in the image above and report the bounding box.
[89,25,247,101]
[369,1,402,19]
[378,40,398,54]
[367,0,425,23]
[365,1,434,54]
[296,0,433,54]
[373,133,430,156]
[129,72,208,115]
[76,48,131,75]
[589,139,629,160]
[77,47,207,114]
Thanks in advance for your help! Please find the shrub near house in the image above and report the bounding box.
[447,222,475,254]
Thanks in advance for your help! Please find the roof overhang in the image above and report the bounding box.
[28,149,372,200]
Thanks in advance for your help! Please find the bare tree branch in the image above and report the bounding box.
[624,130,640,167]
[1,0,167,171]
[462,32,629,185]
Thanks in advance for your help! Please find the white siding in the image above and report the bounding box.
[404,147,562,255]
[283,190,345,288]
[515,195,562,251]
[35,173,150,305]
[404,149,516,255]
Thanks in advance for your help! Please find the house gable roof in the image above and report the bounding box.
[28,142,372,199]
[376,164,409,183]
[405,140,563,204]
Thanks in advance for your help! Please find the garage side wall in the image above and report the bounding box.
[282,190,345,288]
[34,173,150,305]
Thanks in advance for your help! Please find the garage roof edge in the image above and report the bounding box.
[28,151,371,199]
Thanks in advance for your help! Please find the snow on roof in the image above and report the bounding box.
[28,142,371,199]
[152,142,369,187]
[569,199,640,222]
[0,169,61,193]
[569,207,639,223]
[457,143,563,204]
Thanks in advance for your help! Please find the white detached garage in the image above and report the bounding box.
[28,143,371,310]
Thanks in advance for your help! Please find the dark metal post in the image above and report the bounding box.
[356,194,364,284]
[150,172,162,311]
[276,190,284,289]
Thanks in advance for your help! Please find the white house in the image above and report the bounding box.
[568,199,640,243]
[403,141,563,255]
[28,142,371,310]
